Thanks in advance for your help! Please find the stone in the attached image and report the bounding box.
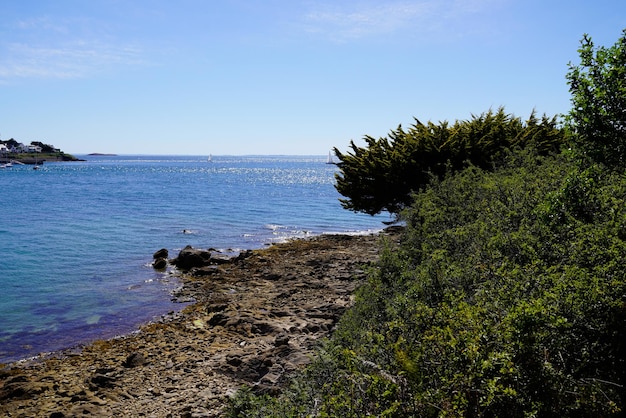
[274,333,290,347]
[172,246,212,270]
[123,352,147,368]
[208,313,229,327]
[152,257,168,270]
[90,373,117,389]
[153,248,169,259]
[190,265,219,276]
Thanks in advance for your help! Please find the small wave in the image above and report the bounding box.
[264,224,285,231]
[320,228,384,236]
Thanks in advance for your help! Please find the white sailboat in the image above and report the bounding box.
[326,151,335,164]
[208,154,213,163]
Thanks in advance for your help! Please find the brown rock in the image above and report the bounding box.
[274,333,290,347]
[123,352,146,368]
[152,257,167,270]
[153,248,169,259]
[172,245,212,270]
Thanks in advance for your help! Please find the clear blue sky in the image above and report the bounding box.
[1,1,624,155]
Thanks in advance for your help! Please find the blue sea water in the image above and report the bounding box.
[0,155,389,363]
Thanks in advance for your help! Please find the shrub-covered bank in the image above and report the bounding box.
[227,149,626,417]
[226,29,626,417]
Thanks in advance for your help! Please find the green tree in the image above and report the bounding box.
[334,109,565,216]
[31,141,56,153]
[566,29,626,168]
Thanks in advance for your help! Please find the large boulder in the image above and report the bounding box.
[172,245,212,270]
[152,257,168,270]
[153,248,168,259]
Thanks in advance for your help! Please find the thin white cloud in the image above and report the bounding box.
[0,15,147,81]
[16,16,72,34]
[302,0,501,42]
[0,42,145,80]
[304,3,427,39]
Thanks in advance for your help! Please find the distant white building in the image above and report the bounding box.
[25,144,42,153]
[0,144,8,154]
[4,143,43,153]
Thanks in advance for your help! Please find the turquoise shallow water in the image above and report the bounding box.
[0,155,388,363]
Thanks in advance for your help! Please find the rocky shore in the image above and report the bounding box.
[2,154,84,165]
[0,228,400,417]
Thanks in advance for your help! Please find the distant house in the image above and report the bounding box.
[25,145,42,153]
[4,143,43,153]
[10,143,42,153]
[0,144,8,154]
[9,143,25,153]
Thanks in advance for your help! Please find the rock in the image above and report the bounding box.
[69,403,106,416]
[226,355,242,367]
[0,374,53,402]
[90,373,117,389]
[233,356,270,382]
[152,257,168,270]
[153,248,169,259]
[123,352,146,368]
[274,333,290,347]
[250,321,279,336]
[208,313,229,327]
[172,246,212,270]
[190,265,219,276]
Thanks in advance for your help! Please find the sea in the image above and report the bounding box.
[0,155,389,364]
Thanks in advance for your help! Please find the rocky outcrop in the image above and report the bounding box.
[0,229,401,417]
[153,248,169,259]
[152,248,169,270]
[171,245,212,270]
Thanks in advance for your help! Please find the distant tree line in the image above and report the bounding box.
[1,138,61,154]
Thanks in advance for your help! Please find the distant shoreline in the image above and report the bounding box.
[2,154,85,164]
[87,153,118,156]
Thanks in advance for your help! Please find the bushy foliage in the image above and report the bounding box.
[226,148,626,416]
[334,108,566,215]
[566,30,626,169]
[226,30,626,418]
[30,141,57,153]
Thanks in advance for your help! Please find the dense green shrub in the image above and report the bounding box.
[226,29,626,417]
[226,148,626,416]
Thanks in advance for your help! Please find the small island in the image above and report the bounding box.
[0,139,83,164]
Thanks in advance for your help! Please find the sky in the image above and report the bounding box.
[1,1,625,156]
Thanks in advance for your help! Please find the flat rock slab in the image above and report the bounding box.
[0,229,401,417]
